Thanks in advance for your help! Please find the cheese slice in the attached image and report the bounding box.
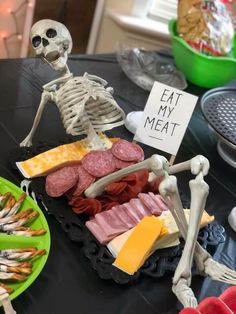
[113,216,166,275]
[108,209,214,259]
[16,134,118,178]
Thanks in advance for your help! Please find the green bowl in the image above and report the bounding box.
[0,177,50,303]
[169,20,236,88]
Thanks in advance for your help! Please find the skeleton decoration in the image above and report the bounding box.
[19,20,236,309]
[85,155,236,308]
[20,19,125,149]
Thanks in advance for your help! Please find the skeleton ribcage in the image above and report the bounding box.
[55,76,125,135]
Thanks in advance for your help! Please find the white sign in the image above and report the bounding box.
[134,81,198,155]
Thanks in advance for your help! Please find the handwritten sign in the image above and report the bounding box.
[134,81,198,155]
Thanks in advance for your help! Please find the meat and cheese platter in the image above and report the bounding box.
[0,176,50,304]
[10,137,224,284]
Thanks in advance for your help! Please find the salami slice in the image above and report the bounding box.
[112,155,135,170]
[45,166,79,197]
[111,139,144,162]
[67,165,95,197]
[81,150,116,178]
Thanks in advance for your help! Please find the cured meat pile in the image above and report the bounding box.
[45,139,153,216]
[86,192,169,244]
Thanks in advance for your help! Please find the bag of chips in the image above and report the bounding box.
[177,0,234,56]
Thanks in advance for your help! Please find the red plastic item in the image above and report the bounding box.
[198,297,233,314]
[179,286,236,314]
[220,286,236,314]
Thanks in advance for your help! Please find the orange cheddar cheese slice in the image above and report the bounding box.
[113,216,166,275]
[16,134,118,178]
[109,209,214,260]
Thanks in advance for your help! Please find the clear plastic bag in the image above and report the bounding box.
[177,0,234,56]
[116,43,187,91]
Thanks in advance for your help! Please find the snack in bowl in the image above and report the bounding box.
[0,177,50,306]
[177,0,234,56]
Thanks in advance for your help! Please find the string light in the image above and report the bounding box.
[0,0,34,58]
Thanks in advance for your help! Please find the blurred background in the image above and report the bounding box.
[0,0,180,59]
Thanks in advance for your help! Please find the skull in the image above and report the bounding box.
[31,19,73,72]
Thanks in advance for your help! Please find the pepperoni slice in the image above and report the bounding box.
[111,139,144,162]
[67,165,95,197]
[70,197,102,216]
[105,181,128,196]
[45,166,79,197]
[81,150,116,178]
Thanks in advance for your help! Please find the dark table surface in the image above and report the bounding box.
[0,54,235,314]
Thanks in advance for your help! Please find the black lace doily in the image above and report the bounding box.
[9,144,226,284]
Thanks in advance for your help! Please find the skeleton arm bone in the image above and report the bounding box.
[20,90,52,147]
[84,154,169,198]
[148,155,210,183]
[169,155,210,176]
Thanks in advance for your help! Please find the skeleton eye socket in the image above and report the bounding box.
[32,36,41,48]
[46,28,57,38]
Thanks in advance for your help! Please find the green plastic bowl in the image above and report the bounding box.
[169,20,236,88]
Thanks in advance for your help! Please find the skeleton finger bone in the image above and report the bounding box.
[84,154,169,198]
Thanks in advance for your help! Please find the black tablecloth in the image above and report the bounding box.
[0,54,235,314]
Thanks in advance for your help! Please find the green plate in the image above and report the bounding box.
[0,176,51,302]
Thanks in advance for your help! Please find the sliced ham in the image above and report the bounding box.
[129,198,151,218]
[138,193,162,216]
[123,202,143,223]
[95,210,127,238]
[148,193,169,212]
[85,219,113,244]
[111,205,136,229]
